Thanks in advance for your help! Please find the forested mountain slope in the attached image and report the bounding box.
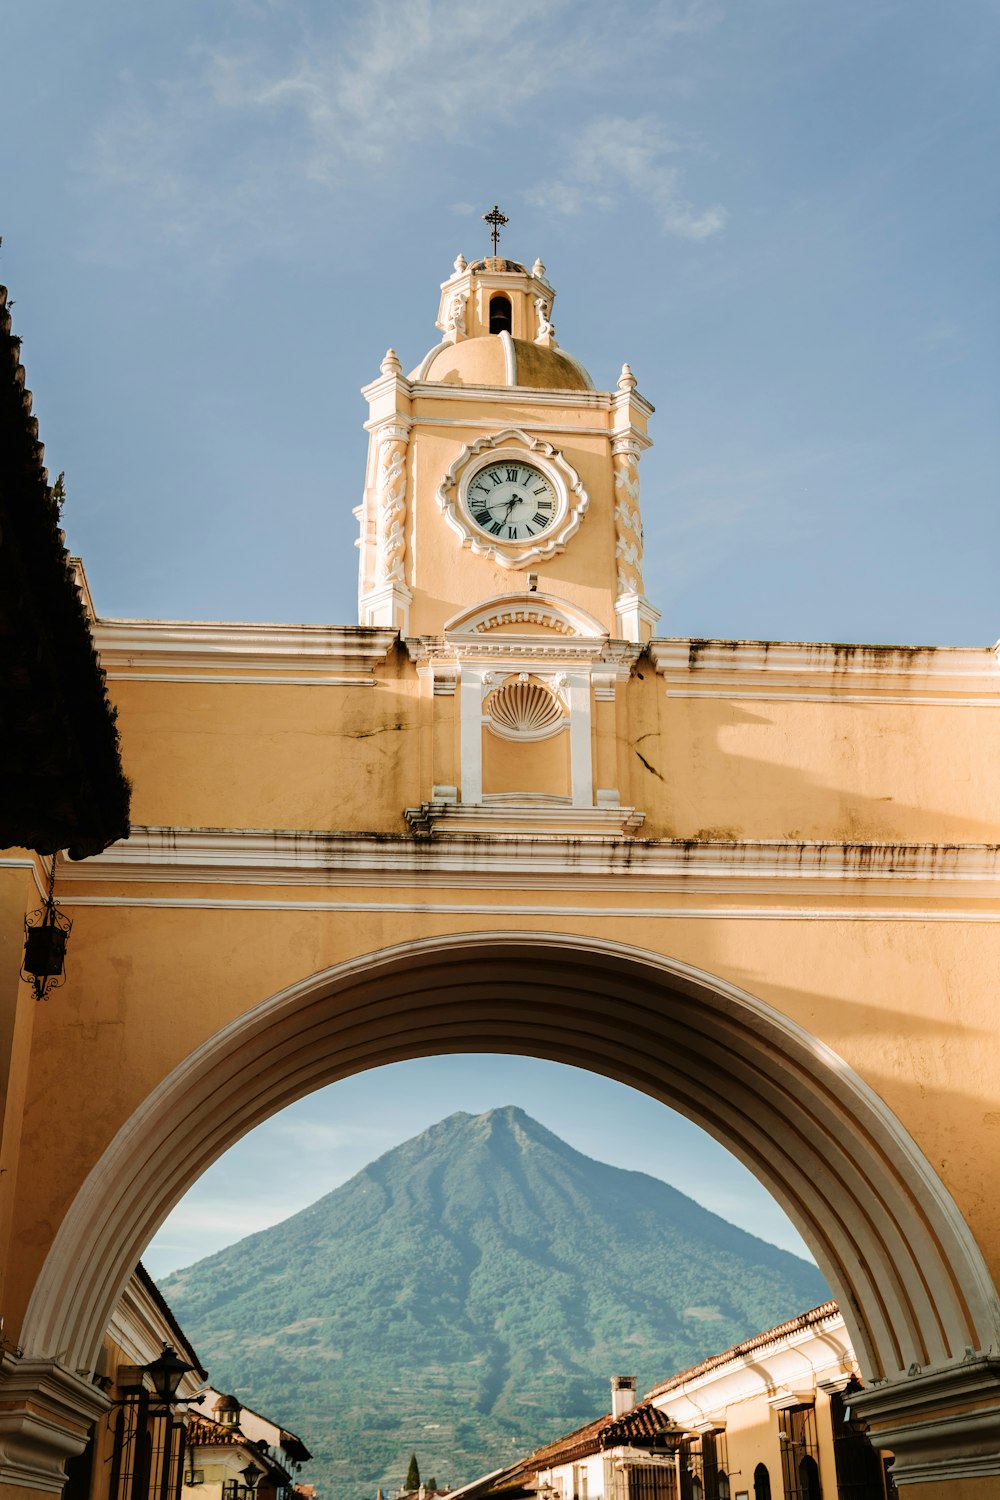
[160,1107,828,1497]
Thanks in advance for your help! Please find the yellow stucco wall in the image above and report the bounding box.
[0,861,38,1322]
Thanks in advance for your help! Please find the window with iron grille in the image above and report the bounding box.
[777,1406,822,1500]
[605,1453,679,1500]
[679,1432,730,1500]
[702,1432,729,1500]
[679,1438,701,1500]
[108,1392,187,1500]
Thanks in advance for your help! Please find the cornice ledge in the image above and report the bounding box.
[409,381,612,411]
[404,637,613,665]
[63,832,1000,886]
[852,1357,1000,1484]
[649,638,1000,698]
[360,368,413,404]
[404,803,646,837]
[94,620,398,677]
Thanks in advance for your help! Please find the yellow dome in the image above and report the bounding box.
[410,333,594,392]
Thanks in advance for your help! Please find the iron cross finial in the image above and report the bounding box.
[483,204,508,256]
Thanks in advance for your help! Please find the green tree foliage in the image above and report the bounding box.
[405,1454,420,1490]
[161,1108,828,1500]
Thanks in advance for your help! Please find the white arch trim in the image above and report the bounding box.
[20,932,1000,1389]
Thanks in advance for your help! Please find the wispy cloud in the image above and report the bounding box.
[267,1116,395,1157]
[528,115,726,240]
[83,0,723,261]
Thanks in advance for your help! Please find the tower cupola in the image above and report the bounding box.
[410,254,594,391]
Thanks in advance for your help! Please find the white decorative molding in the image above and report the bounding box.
[442,287,468,338]
[374,421,410,583]
[615,590,661,644]
[404,801,645,837]
[54,895,1000,923]
[360,579,413,636]
[436,428,588,568]
[499,329,517,385]
[0,1356,109,1493]
[361,416,414,633]
[567,670,593,807]
[450,651,596,809]
[593,662,634,702]
[612,435,644,597]
[534,294,556,344]
[851,1356,1000,1484]
[94,621,398,684]
[406,635,638,671]
[411,381,646,414]
[441,591,609,643]
[483,675,567,741]
[459,665,484,804]
[649,639,1000,705]
[58,831,1000,901]
[414,416,612,436]
[412,640,618,665]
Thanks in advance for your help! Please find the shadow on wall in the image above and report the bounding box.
[635,694,999,843]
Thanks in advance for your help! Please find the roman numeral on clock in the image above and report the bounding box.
[532,512,548,528]
[473,512,492,527]
[505,467,519,482]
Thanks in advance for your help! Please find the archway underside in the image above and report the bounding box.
[21,934,1000,1396]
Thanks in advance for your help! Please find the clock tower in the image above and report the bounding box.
[355,248,660,831]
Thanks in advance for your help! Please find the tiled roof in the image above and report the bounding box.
[186,1416,244,1448]
[644,1301,841,1401]
[134,1263,208,1380]
[463,1400,682,1496]
[0,285,130,857]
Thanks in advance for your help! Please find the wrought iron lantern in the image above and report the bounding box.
[21,860,72,1002]
[144,1344,196,1406]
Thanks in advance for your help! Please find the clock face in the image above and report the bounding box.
[463,461,559,543]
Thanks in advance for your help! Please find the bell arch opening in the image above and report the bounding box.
[489,293,513,334]
[18,932,1000,1393]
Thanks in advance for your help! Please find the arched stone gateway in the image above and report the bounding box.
[4,253,1000,1500]
[16,935,1000,1496]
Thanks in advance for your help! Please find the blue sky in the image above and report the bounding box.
[4,0,997,642]
[4,1,998,1274]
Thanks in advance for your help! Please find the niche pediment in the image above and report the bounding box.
[445,592,607,643]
